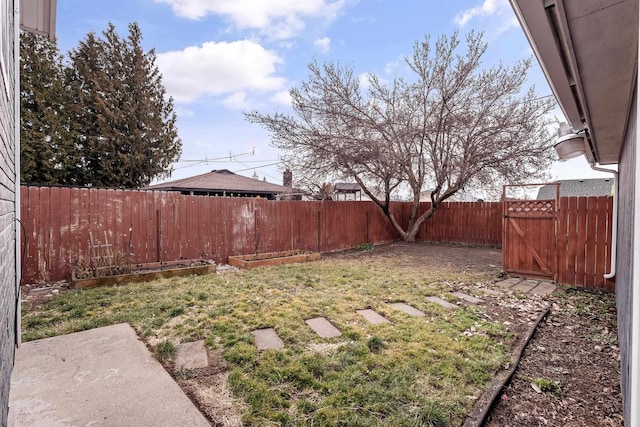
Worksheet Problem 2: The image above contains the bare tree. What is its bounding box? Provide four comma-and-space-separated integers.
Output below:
247, 32, 556, 241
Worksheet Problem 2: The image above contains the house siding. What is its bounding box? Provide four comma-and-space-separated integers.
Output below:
616, 88, 637, 425
0, 0, 17, 425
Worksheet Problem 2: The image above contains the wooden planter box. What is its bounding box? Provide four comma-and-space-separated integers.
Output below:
228, 250, 321, 269
72, 261, 217, 290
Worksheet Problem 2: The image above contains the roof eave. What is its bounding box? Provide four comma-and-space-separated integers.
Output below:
149, 187, 283, 195
20, 0, 57, 40
509, 0, 638, 165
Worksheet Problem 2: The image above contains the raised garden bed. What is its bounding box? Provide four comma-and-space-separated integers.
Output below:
227, 250, 320, 269
72, 260, 216, 290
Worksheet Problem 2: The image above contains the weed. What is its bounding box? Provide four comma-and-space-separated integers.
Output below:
155, 339, 177, 363
354, 242, 374, 251
367, 336, 386, 353
531, 377, 563, 397
168, 307, 185, 317
174, 367, 196, 380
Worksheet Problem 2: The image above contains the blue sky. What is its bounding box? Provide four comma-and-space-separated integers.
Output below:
54, 0, 612, 186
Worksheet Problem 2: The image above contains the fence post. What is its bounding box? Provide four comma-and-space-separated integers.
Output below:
254, 206, 258, 254
156, 209, 161, 262
366, 210, 370, 243
317, 210, 321, 252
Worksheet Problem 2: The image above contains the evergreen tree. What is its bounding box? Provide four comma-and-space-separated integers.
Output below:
67, 23, 181, 187
20, 32, 72, 184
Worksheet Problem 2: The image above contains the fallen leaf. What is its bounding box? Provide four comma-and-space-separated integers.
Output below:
531, 382, 542, 393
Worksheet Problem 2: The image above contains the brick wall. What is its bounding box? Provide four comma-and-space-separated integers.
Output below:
0, 0, 18, 424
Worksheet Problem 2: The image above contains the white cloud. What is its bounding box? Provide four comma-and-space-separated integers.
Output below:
454, 0, 519, 37
154, 0, 348, 39
270, 90, 292, 106
314, 37, 331, 53
157, 40, 287, 103
455, 0, 500, 26
455, 0, 518, 26
174, 106, 195, 118
222, 91, 251, 110
358, 73, 371, 91
279, 41, 295, 49
383, 60, 398, 75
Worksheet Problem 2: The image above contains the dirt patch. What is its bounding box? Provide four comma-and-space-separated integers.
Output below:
325, 241, 503, 274
486, 288, 622, 427
174, 347, 246, 427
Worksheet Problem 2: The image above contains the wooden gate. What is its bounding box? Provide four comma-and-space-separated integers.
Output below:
502, 184, 559, 281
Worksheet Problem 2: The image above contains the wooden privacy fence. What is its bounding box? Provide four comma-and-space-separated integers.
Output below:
19, 186, 614, 290
20, 186, 502, 284
503, 195, 615, 290
557, 196, 615, 290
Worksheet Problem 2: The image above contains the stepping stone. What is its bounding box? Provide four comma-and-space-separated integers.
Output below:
175, 340, 209, 370
512, 280, 538, 293
480, 288, 503, 296
390, 302, 425, 317
451, 292, 484, 304
499, 277, 523, 284
495, 279, 520, 289
305, 317, 342, 338
251, 328, 284, 350
530, 281, 557, 296
426, 296, 459, 310
356, 309, 391, 325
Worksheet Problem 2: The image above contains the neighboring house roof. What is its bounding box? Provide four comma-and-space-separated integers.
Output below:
334, 183, 361, 193
147, 169, 291, 197
537, 179, 614, 199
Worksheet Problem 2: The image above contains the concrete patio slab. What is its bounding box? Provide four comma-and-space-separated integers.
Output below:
356, 309, 391, 325
530, 281, 557, 296
426, 296, 459, 310
175, 340, 209, 370
305, 317, 342, 338
499, 277, 523, 284
512, 280, 538, 292
8, 323, 209, 427
451, 292, 485, 304
251, 328, 284, 350
390, 302, 426, 317
495, 278, 521, 288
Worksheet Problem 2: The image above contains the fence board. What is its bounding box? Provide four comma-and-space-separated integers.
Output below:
594, 197, 607, 288
605, 197, 615, 291
65, 187, 77, 277
25, 187, 38, 282
585, 197, 597, 286
557, 198, 568, 284
575, 197, 588, 286
49, 187, 62, 281
39, 187, 51, 283
566, 197, 579, 285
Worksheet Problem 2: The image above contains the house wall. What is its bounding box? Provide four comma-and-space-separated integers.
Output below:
616, 87, 637, 425
0, 0, 18, 425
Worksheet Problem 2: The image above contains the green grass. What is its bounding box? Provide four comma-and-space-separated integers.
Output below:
354, 243, 374, 251
22, 255, 512, 426
155, 339, 177, 363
